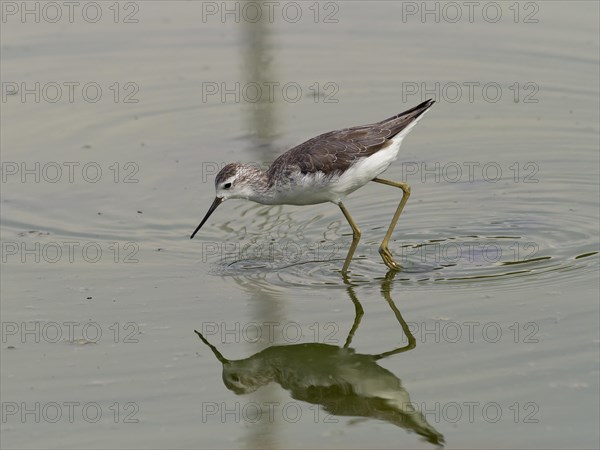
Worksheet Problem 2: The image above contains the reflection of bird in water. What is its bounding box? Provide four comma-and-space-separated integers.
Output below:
195, 275, 444, 446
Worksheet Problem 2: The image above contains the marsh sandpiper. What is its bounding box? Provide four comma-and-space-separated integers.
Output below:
191, 99, 435, 273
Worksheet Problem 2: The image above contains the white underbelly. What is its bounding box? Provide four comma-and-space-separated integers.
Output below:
331, 138, 403, 196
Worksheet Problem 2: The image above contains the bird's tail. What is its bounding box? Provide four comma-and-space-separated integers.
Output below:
379, 99, 435, 139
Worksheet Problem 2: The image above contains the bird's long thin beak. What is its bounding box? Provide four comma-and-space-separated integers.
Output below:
194, 329, 229, 364
190, 197, 223, 239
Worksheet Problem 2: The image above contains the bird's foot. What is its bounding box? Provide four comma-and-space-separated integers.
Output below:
379, 246, 401, 271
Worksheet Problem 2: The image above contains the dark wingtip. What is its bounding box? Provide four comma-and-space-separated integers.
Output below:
415, 98, 435, 110
410, 98, 435, 117
380, 99, 435, 125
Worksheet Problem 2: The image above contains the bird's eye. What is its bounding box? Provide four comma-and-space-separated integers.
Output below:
223, 182, 232, 189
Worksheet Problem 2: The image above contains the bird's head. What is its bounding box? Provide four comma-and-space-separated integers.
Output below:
190, 163, 264, 238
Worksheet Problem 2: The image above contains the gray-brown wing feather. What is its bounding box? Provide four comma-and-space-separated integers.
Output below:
267, 99, 434, 181
266, 126, 389, 178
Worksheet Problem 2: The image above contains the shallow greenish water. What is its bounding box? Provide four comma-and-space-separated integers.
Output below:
1, 1, 599, 449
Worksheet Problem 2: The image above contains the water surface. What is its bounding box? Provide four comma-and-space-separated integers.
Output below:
1, 1, 599, 449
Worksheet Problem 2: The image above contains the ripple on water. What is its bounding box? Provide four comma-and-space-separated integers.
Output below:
205, 207, 599, 291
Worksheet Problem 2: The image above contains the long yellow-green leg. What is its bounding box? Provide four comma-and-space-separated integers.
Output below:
373, 271, 416, 359
342, 282, 364, 348
372, 177, 411, 271
338, 201, 361, 274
